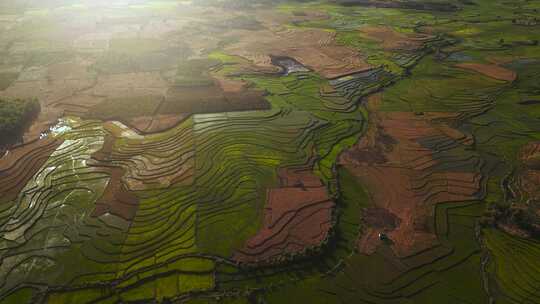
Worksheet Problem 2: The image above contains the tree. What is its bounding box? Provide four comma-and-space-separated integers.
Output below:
0, 98, 40, 146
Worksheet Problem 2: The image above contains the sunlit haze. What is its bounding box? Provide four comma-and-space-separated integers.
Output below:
0, 0, 539, 303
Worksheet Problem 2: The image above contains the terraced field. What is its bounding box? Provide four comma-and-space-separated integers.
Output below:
0, 0, 539, 303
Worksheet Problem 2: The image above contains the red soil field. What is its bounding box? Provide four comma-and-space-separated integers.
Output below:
517, 142, 540, 201
94, 121, 195, 191
127, 114, 189, 135
91, 166, 140, 221
520, 141, 540, 169
233, 168, 334, 265
225, 28, 372, 79
455, 63, 517, 82
277, 166, 324, 188
0, 138, 63, 202
90, 135, 140, 221
339, 95, 482, 257
360, 26, 434, 51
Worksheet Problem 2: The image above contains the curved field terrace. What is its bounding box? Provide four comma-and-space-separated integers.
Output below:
0, 0, 539, 303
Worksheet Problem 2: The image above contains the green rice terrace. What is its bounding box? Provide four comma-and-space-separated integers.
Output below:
0, 0, 539, 303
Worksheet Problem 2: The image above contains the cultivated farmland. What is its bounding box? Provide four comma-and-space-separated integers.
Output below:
0, 0, 539, 303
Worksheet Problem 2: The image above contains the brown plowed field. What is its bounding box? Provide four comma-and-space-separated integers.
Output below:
127, 114, 189, 135
233, 169, 333, 265
0, 6, 332, 149
455, 63, 517, 82
90, 135, 140, 220
360, 26, 434, 51
0, 138, 63, 202
91, 166, 140, 221
517, 142, 540, 201
92, 121, 195, 191
277, 166, 323, 188
340, 95, 482, 257
520, 141, 540, 169
225, 28, 372, 79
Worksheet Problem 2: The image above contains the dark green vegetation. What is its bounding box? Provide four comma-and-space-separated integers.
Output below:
0, 0, 539, 303
0, 98, 40, 147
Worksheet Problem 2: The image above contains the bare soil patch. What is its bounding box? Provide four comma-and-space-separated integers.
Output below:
519, 141, 540, 169
360, 26, 433, 51
225, 28, 371, 79
455, 63, 517, 82
363, 208, 401, 229
277, 166, 323, 188
91, 72, 170, 99
233, 168, 333, 265
127, 114, 189, 135
0, 137, 63, 202
255, 9, 329, 29
340, 104, 482, 257
91, 166, 140, 221
90, 134, 140, 220
516, 143, 540, 208
92, 121, 195, 191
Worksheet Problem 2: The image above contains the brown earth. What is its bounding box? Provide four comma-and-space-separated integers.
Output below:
0, 56, 99, 144
277, 166, 324, 188
214, 75, 249, 93
497, 222, 531, 239
233, 168, 333, 265
255, 9, 329, 30
225, 27, 372, 79
455, 63, 517, 82
91, 166, 140, 221
486, 55, 522, 65
360, 26, 434, 51
520, 142, 540, 169
0, 6, 328, 144
339, 94, 482, 257
127, 114, 189, 135
92, 121, 195, 191
89, 134, 140, 220
0, 138, 63, 203
363, 207, 401, 229
50, 95, 105, 117
90, 72, 169, 99
517, 142, 540, 202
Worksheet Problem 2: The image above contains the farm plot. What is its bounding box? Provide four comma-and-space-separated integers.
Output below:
224, 27, 372, 79
91, 118, 195, 191
264, 198, 488, 304
233, 166, 334, 265
339, 99, 483, 257
455, 63, 517, 82
32, 183, 216, 303
0, 0, 538, 303
192, 109, 328, 257
484, 229, 540, 304
0, 137, 63, 203
0, 118, 217, 303
0, 118, 114, 297
359, 26, 434, 52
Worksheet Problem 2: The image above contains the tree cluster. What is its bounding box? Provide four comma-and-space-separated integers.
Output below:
0, 98, 40, 146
